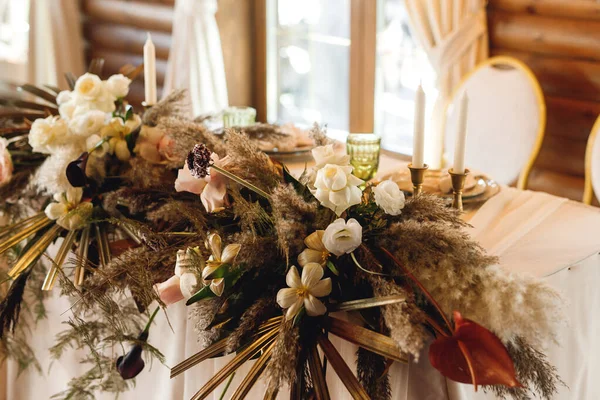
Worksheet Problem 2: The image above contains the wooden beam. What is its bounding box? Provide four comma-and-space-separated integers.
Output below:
546, 96, 600, 141
252, 0, 268, 122
491, 48, 600, 103
349, 0, 377, 133
84, 23, 172, 60
82, 0, 173, 33
488, 10, 600, 62
527, 168, 585, 201
489, 0, 600, 21
88, 48, 168, 84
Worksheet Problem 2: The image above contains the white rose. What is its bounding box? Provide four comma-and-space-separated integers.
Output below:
74, 73, 104, 100
29, 116, 68, 153
312, 164, 363, 216
312, 144, 350, 168
68, 110, 107, 137
59, 100, 76, 120
322, 218, 362, 256
56, 90, 72, 105
373, 180, 405, 216
105, 74, 131, 98
0, 138, 13, 186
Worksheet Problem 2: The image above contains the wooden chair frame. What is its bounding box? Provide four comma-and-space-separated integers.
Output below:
583, 115, 600, 205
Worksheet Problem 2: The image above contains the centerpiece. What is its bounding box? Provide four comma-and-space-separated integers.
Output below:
0, 62, 562, 400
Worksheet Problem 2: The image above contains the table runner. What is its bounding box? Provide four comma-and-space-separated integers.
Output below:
3, 187, 600, 399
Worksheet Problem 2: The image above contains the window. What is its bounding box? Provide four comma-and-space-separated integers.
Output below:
0, 0, 30, 63
264, 0, 437, 155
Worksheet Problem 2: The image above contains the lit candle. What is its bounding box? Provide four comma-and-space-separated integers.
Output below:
144, 33, 157, 105
453, 94, 469, 174
412, 83, 426, 168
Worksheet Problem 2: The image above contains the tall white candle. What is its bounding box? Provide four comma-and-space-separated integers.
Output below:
144, 33, 157, 105
412, 83, 426, 168
453, 94, 469, 174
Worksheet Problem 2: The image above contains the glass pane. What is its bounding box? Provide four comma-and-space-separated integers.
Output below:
267, 0, 350, 131
375, 0, 437, 155
0, 0, 30, 63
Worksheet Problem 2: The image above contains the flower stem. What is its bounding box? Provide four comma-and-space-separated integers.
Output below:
379, 246, 454, 334
211, 165, 271, 200
143, 307, 160, 334
87, 137, 109, 154
219, 372, 236, 400
350, 252, 390, 277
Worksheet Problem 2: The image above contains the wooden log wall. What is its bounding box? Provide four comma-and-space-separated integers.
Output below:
488, 0, 600, 200
81, 0, 255, 108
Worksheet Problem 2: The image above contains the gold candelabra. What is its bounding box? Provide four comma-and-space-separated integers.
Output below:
408, 164, 428, 196
448, 168, 470, 211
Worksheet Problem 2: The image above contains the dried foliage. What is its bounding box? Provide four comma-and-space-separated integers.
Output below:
265, 320, 301, 393
357, 347, 392, 400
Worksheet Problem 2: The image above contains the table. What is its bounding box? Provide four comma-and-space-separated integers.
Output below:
3, 157, 600, 400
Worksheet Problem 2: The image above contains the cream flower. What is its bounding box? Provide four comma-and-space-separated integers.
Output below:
373, 180, 405, 216
176, 248, 203, 299
312, 144, 350, 168
44, 187, 93, 230
56, 90, 72, 105
68, 110, 106, 137
0, 138, 13, 186
312, 164, 363, 216
59, 101, 76, 120
134, 125, 175, 164
106, 74, 131, 98
298, 230, 329, 267
202, 233, 241, 297
74, 73, 104, 100
322, 218, 362, 256
101, 115, 141, 161
29, 116, 69, 154
276, 263, 332, 320
86, 134, 109, 158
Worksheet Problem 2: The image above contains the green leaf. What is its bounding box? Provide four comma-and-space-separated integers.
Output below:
203, 263, 230, 280
327, 260, 340, 276
186, 267, 246, 306
125, 132, 136, 152
186, 285, 216, 305
293, 307, 306, 327
124, 104, 134, 121
282, 164, 312, 201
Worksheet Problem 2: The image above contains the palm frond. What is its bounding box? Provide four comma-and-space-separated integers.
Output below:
42, 229, 78, 291
230, 340, 275, 400
7, 224, 63, 279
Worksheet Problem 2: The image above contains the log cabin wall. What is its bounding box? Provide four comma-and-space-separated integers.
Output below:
487, 0, 600, 201
81, 0, 255, 108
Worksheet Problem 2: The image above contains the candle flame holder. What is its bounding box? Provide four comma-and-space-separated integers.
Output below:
408, 164, 428, 196
448, 168, 470, 212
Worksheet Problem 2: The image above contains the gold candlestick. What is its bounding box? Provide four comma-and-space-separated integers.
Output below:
449, 168, 470, 211
408, 164, 428, 196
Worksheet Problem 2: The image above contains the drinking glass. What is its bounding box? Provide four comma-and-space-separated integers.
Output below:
346, 133, 381, 181
222, 106, 257, 127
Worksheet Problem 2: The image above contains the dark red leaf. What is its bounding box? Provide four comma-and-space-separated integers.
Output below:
429, 311, 522, 390
109, 239, 139, 257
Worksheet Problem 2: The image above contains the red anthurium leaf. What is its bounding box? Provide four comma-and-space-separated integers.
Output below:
429, 311, 523, 391
109, 239, 140, 257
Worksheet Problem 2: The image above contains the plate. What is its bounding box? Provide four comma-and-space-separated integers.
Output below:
264, 145, 314, 156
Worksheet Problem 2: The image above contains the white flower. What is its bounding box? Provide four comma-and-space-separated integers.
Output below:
201, 233, 241, 297
59, 101, 76, 120
312, 164, 363, 216
101, 115, 141, 161
0, 138, 13, 186
175, 248, 203, 299
298, 230, 329, 267
276, 263, 332, 320
68, 110, 107, 137
56, 90, 72, 105
312, 144, 350, 168
29, 116, 69, 154
373, 180, 405, 216
44, 187, 93, 230
323, 218, 362, 256
106, 74, 131, 98
74, 73, 104, 100
86, 134, 109, 158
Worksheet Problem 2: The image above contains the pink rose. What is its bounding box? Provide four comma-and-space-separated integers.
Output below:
0, 139, 13, 186
135, 125, 176, 164
154, 275, 184, 305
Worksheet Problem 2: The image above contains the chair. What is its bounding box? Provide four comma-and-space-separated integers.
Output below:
583, 115, 600, 205
441, 56, 546, 188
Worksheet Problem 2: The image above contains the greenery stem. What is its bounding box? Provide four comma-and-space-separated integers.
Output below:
143, 307, 160, 334
219, 372, 236, 400
211, 165, 271, 200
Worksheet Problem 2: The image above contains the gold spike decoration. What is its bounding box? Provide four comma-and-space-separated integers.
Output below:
8, 225, 63, 279
95, 224, 111, 268
230, 340, 276, 400
170, 337, 229, 379
74, 226, 91, 287
325, 317, 408, 363
307, 342, 331, 400
0, 212, 47, 240
42, 229, 78, 291
317, 335, 370, 400
328, 294, 406, 312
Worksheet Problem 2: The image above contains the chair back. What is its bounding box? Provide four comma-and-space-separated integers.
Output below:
442, 56, 546, 187
583, 115, 600, 205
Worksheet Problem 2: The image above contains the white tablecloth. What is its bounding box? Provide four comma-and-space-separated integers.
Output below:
3, 186, 600, 400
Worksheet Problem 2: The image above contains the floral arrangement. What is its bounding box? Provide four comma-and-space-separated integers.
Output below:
0, 65, 563, 400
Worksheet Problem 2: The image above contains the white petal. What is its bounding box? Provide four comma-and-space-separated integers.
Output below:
310, 278, 332, 297
285, 299, 304, 321
221, 243, 240, 264
65, 187, 83, 204
328, 167, 348, 191
301, 263, 324, 288
45, 202, 68, 220
277, 288, 299, 308
210, 278, 225, 297
201, 265, 219, 281
285, 266, 302, 288
304, 295, 327, 317
298, 248, 324, 267
207, 233, 222, 261
179, 272, 199, 299
115, 140, 131, 161
304, 230, 326, 251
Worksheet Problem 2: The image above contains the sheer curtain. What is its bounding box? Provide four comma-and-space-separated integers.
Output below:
27, 0, 85, 88
162, 0, 229, 117
404, 0, 488, 167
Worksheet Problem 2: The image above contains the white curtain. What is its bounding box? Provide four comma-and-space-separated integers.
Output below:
163, 0, 229, 117
27, 0, 85, 89
404, 0, 489, 167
